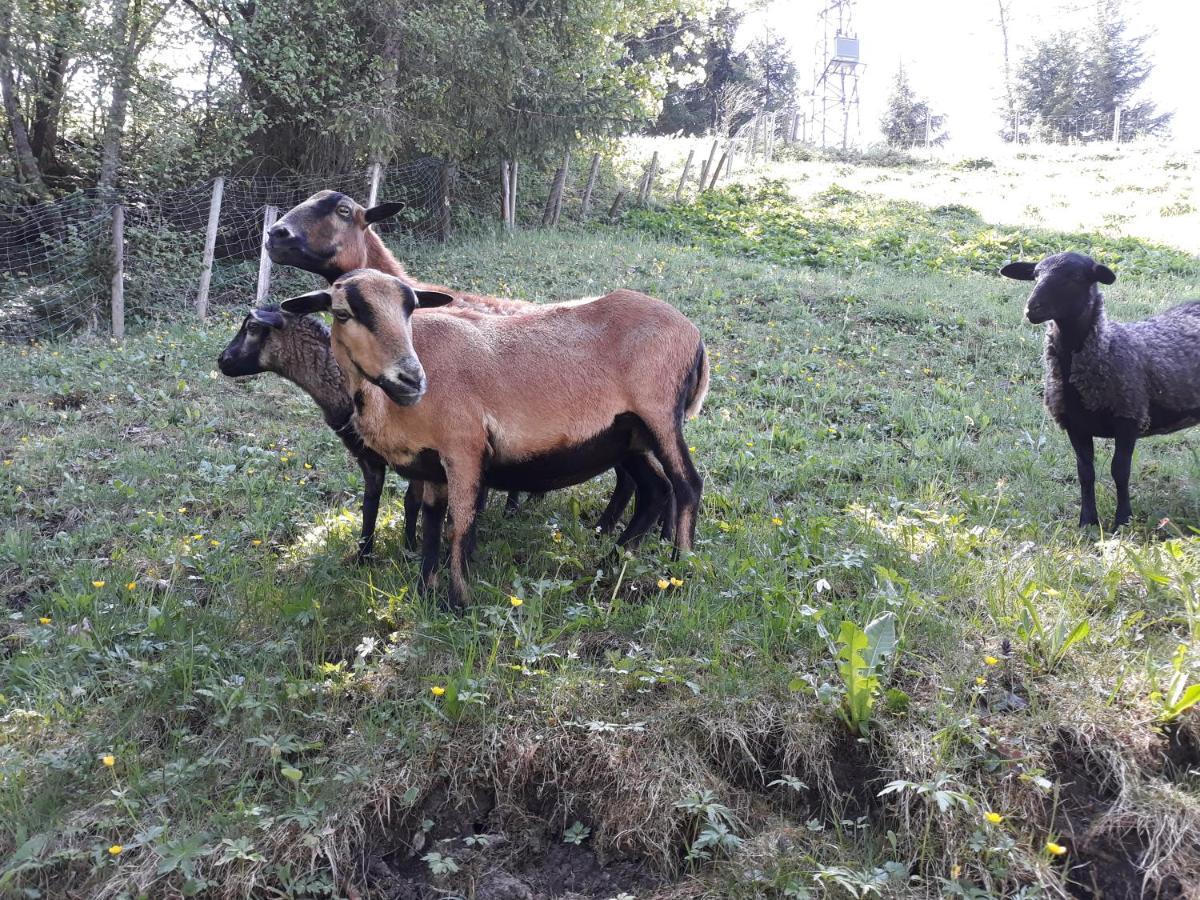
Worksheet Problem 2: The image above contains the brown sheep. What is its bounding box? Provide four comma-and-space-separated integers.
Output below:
281, 269, 708, 610
265, 188, 657, 529
266, 189, 534, 315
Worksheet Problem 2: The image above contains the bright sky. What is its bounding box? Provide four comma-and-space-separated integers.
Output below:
747, 0, 1200, 149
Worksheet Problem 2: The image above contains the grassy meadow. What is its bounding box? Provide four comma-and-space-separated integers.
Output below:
3, 146, 1200, 899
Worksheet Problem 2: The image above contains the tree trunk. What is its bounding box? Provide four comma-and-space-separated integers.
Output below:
99, 0, 140, 196
0, 12, 46, 192
996, 0, 1016, 138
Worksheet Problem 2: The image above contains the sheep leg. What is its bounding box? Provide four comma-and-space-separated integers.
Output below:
659, 488, 677, 542
443, 456, 486, 611
648, 427, 703, 554
419, 483, 447, 595
402, 479, 422, 551
355, 457, 386, 563
1067, 429, 1099, 527
1111, 422, 1138, 529
615, 454, 671, 546
503, 491, 521, 516
596, 465, 637, 534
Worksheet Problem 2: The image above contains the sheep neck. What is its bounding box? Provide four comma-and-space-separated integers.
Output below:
1051, 290, 1103, 355
362, 228, 411, 280
278, 317, 353, 427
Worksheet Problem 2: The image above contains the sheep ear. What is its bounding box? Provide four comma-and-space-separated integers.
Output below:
1093, 264, 1116, 285
250, 307, 284, 328
1000, 262, 1036, 281
280, 290, 332, 316
364, 202, 404, 224
416, 289, 455, 308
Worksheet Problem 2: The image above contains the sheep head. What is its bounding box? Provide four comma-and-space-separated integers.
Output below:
217, 306, 287, 377
281, 270, 453, 407
1000, 252, 1116, 324
267, 191, 405, 281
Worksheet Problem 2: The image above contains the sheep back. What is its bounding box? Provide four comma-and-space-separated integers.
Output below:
1044, 300, 1200, 434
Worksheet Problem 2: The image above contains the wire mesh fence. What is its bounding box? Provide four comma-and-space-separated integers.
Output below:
0, 109, 1160, 343
0, 163, 463, 342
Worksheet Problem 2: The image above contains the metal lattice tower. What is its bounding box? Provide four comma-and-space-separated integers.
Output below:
811, 0, 863, 150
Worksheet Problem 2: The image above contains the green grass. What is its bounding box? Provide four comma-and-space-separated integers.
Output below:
3, 181, 1200, 898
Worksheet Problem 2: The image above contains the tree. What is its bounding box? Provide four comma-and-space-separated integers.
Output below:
1011, 0, 1170, 142
1080, 0, 1170, 138
879, 65, 947, 147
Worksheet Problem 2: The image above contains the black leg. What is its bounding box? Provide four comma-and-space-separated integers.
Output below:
596, 465, 636, 534
503, 491, 520, 516
402, 478, 422, 551
1067, 429, 1098, 527
419, 484, 447, 593
356, 458, 386, 563
462, 482, 488, 564
1111, 420, 1138, 529
615, 454, 671, 547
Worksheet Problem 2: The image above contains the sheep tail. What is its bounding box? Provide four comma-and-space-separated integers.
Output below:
683, 341, 710, 421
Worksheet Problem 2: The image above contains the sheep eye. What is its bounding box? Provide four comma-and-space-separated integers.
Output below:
331, 310, 351, 323
246, 322, 262, 334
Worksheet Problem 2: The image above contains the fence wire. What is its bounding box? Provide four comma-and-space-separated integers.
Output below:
0, 114, 1162, 343
0, 164, 452, 342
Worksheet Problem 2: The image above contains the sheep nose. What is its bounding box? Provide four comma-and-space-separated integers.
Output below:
268, 223, 294, 245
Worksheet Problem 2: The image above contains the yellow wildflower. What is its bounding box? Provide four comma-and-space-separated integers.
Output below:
210, 539, 220, 547
771, 516, 783, 526
92, 580, 105, 589
177, 507, 187, 513
975, 676, 987, 686
108, 844, 123, 856
126, 581, 137, 591
670, 577, 684, 587
3, 459, 11, 466
657, 578, 670, 590
251, 539, 262, 546
983, 811, 1003, 825
431, 685, 446, 697
509, 595, 523, 608
1046, 840, 1067, 856
38, 616, 51, 625
551, 531, 562, 543
950, 864, 961, 879
984, 655, 999, 666
102, 755, 115, 767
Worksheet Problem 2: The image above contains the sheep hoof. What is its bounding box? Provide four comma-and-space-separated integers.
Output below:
351, 547, 376, 566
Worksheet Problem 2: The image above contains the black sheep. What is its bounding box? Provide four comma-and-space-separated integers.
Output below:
1002, 252, 1200, 529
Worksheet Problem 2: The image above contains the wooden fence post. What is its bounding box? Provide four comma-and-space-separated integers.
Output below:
110, 204, 124, 340
707, 146, 729, 190
194, 175, 224, 319
702, 139, 719, 185
1112, 105, 1123, 143
542, 151, 570, 227
366, 162, 383, 208
255, 205, 278, 306
434, 162, 453, 243
608, 189, 627, 222
675, 147, 695, 202
636, 151, 658, 206
509, 159, 519, 226
500, 160, 512, 230
553, 150, 570, 225
579, 152, 601, 219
